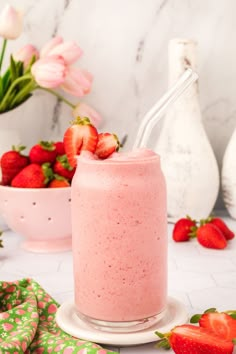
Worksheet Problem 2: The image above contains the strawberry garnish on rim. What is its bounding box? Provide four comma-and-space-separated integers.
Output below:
95, 132, 120, 159
63, 117, 98, 167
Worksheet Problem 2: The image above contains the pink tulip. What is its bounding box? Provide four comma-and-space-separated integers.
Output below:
31, 55, 66, 88
0, 4, 23, 39
14, 44, 39, 68
73, 102, 102, 127
61, 67, 93, 97
45, 41, 83, 65
41, 37, 82, 65
40, 36, 63, 58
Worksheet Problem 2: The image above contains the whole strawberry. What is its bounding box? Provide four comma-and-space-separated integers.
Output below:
29, 141, 57, 165
208, 217, 235, 240
11, 163, 53, 188
0, 145, 29, 185
49, 175, 70, 188
172, 216, 196, 242
53, 154, 76, 181
196, 223, 227, 249
54, 141, 65, 156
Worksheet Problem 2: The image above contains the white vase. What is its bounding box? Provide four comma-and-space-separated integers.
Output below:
222, 129, 236, 219
154, 38, 220, 221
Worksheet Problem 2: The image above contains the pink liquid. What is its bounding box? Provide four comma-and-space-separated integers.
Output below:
71, 148, 167, 325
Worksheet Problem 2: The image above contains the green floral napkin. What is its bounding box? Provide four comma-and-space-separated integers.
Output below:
0, 278, 117, 353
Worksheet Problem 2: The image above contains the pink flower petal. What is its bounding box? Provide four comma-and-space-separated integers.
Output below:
31, 55, 66, 88
40, 36, 63, 58
61, 67, 93, 97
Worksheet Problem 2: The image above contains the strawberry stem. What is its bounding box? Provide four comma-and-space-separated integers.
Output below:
12, 145, 26, 153
155, 331, 171, 350
71, 117, 91, 126
39, 141, 56, 151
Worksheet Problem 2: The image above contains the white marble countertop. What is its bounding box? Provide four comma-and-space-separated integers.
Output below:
0, 213, 236, 353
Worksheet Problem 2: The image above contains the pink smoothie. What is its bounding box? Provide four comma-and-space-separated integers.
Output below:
71, 148, 167, 323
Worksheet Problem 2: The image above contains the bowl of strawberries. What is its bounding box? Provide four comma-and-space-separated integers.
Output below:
0, 140, 75, 253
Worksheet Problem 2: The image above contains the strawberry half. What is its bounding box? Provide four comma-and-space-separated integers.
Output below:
196, 223, 227, 249
199, 312, 236, 342
63, 117, 98, 167
0, 145, 29, 185
95, 133, 120, 159
156, 324, 234, 354
172, 216, 196, 242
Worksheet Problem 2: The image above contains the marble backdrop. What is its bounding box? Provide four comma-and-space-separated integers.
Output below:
1, 0, 236, 207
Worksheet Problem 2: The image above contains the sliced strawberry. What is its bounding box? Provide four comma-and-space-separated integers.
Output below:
169, 325, 234, 354
172, 216, 196, 242
95, 133, 120, 159
199, 312, 236, 341
209, 217, 235, 240
196, 224, 227, 249
63, 117, 98, 167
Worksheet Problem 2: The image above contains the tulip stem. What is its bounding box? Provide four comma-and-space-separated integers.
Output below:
0, 74, 32, 111
36, 86, 76, 108
0, 39, 7, 74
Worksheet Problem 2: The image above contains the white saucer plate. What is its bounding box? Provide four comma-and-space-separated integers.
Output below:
56, 296, 189, 347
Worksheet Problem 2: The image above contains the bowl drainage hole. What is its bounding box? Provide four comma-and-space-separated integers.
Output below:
32, 202, 37, 206
48, 217, 52, 221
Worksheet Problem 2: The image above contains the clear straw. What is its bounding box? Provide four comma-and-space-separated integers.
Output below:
132, 68, 198, 149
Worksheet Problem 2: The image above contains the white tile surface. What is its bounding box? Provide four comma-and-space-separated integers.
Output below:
0, 216, 236, 354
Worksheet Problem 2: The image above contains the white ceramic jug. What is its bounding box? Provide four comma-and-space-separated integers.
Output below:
154, 38, 219, 221
222, 128, 236, 219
